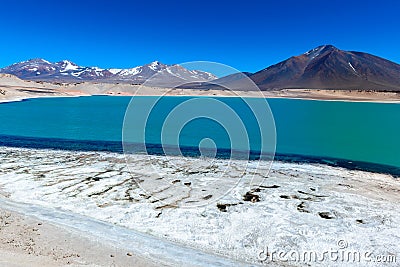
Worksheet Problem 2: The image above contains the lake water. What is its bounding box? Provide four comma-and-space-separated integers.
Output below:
0, 96, 399, 173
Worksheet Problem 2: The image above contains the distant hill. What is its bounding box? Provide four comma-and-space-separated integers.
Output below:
177, 72, 253, 90
0, 73, 54, 88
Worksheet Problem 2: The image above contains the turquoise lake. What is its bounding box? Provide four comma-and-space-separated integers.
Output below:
0, 96, 399, 170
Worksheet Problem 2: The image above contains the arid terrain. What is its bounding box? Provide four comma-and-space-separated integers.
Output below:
0, 208, 160, 267
1, 74, 400, 103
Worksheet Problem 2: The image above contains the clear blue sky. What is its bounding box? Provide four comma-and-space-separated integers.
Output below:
1, 0, 399, 73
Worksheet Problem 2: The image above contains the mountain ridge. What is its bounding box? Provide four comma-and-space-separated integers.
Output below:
0, 59, 217, 84
2, 45, 400, 91
249, 45, 400, 91
177, 45, 400, 91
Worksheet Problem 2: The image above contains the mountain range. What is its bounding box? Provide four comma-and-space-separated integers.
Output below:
0, 59, 217, 84
1, 45, 400, 91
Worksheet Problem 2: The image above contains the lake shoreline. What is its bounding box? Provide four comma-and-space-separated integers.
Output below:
1, 94, 399, 175
0, 146, 398, 266
0, 133, 399, 176
1, 82, 400, 104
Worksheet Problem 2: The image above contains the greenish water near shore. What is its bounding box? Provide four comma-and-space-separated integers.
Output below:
0, 96, 398, 168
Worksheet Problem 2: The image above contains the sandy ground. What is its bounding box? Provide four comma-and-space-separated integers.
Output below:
1, 74, 400, 103
0, 208, 161, 267
274, 89, 400, 102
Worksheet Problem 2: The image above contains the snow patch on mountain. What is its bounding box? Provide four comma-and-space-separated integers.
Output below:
108, 68, 122, 75
348, 62, 357, 74
118, 67, 142, 76
59, 60, 79, 72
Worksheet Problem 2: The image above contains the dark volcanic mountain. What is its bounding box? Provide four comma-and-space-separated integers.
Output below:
251, 45, 400, 91
0, 59, 216, 84
178, 45, 400, 91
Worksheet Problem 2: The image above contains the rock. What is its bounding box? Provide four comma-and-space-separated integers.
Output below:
260, 185, 280, 189
297, 202, 309, 213
318, 212, 334, 219
243, 191, 260, 202
217, 204, 227, 212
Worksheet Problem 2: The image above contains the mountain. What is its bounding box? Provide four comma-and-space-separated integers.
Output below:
0, 59, 217, 84
0, 59, 113, 82
250, 45, 400, 91
113, 61, 216, 86
178, 45, 400, 91
3, 46, 400, 91
177, 72, 253, 90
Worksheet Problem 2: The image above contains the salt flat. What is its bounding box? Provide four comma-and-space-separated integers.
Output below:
0, 146, 399, 266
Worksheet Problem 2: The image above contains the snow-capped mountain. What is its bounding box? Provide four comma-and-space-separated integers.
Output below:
114, 61, 173, 83
0, 59, 217, 84
0, 59, 114, 81
0, 59, 57, 78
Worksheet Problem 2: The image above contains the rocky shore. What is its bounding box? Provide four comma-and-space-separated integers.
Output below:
0, 146, 398, 266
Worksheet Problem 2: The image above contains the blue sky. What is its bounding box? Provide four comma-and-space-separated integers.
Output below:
0, 0, 399, 73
